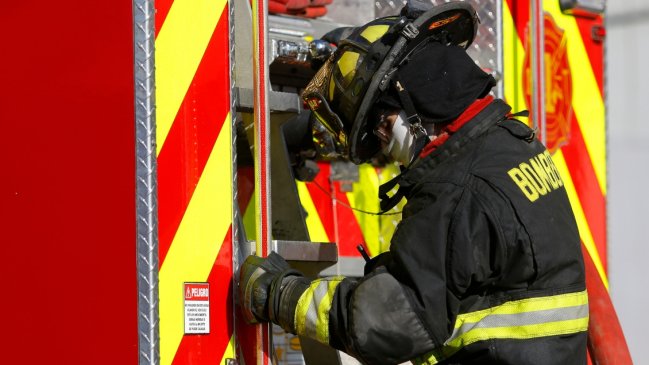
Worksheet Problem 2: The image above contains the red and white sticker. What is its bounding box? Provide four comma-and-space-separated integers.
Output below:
184, 282, 210, 334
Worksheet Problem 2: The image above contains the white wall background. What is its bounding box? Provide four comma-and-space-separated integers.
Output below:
607, 1, 649, 363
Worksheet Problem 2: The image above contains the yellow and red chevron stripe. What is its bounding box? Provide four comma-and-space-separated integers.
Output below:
302, 163, 365, 256
503, 1, 608, 287
155, 0, 235, 364
296, 162, 404, 258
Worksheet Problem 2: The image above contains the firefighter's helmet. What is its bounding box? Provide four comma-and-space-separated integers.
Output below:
303, 2, 478, 163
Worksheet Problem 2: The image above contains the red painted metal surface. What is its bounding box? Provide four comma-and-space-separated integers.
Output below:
582, 246, 633, 364
332, 183, 365, 257
561, 117, 608, 270
304, 162, 365, 258
0, 2, 137, 364
154, 1, 235, 363
574, 15, 604, 96
505, 2, 628, 362
252, 0, 272, 361
155, 0, 174, 38
511, 0, 608, 272
305, 163, 336, 241
157, 10, 231, 267
173, 228, 235, 364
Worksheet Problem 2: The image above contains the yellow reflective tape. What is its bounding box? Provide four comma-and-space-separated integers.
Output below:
503, 2, 606, 193
544, 3, 606, 195
347, 164, 380, 254
413, 350, 442, 365
218, 335, 235, 364
315, 277, 344, 343
454, 290, 588, 326
296, 181, 329, 242
415, 319, 589, 365
295, 278, 343, 342
360, 25, 389, 43
553, 151, 608, 288
415, 291, 588, 365
344, 164, 403, 256
502, 1, 527, 114
155, 0, 228, 155
446, 317, 588, 350
502, 3, 607, 285
242, 193, 256, 240
295, 280, 317, 336
159, 114, 232, 365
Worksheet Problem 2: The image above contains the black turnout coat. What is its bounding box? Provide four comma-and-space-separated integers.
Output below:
320, 99, 588, 365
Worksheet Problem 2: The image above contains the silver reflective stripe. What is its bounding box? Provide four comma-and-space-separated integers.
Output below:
295, 277, 344, 344
303, 281, 329, 339
412, 290, 589, 365
449, 303, 589, 341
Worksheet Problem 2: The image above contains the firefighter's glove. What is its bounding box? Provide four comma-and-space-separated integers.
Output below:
239, 252, 306, 331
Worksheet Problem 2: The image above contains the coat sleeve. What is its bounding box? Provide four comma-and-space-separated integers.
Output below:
287, 268, 435, 365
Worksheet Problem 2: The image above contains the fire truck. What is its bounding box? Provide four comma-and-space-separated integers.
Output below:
0, 0, 632, 364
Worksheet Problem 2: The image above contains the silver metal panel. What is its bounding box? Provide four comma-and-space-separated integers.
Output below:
374, 0, 504, 98
319, 257, 366, 277
270, 113, 313, 240
271, 240, 338, 262
133, 0, 159, 364
235, 87, 303, 113
234, 0, 254, 91
466, 0, 504, 98
266, 15, 343, 96
245, 240, 339, 276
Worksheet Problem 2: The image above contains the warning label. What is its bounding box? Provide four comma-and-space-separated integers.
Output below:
184, 282, 210, 335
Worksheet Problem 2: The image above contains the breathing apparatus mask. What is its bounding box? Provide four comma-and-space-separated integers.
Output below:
381, 111, 416, 165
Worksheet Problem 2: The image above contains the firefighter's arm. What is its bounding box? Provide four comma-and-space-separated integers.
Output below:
238, 182, 470, 364
238, 186, 462, 364
239, 253, 436, 365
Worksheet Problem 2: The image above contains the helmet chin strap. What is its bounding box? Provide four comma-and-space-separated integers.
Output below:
393, 79, 430, 167
376, 77, 432, 213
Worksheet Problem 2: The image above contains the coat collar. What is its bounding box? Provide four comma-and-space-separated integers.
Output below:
378, 98, 511, 213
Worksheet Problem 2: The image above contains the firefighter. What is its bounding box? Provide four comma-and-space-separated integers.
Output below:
239, 2, 588, 364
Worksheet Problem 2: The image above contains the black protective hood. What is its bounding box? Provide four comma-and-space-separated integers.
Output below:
376, 42, 496, 124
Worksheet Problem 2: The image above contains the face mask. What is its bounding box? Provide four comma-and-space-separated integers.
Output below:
383, 110, 416, 165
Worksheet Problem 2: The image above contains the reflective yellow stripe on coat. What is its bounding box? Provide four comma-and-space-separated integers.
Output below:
414, 290, 589, 364
294, 276, 345, 344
